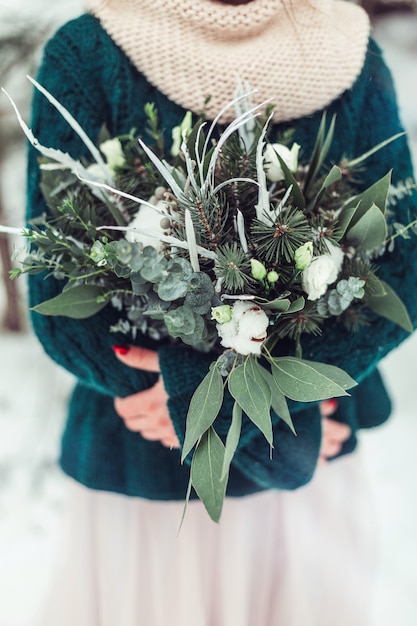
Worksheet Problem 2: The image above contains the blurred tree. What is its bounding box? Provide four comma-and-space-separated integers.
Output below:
0, 16, 49, 331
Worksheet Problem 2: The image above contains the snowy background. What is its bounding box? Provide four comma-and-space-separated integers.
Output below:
0, 2, 417, 625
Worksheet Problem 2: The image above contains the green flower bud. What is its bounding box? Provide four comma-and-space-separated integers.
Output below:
267, 270, 279, 284
211, 305, 232, 324
294, 241, 313, 271
90, 240, 107, 264
171, 111, 193, 157
250, 258, 267, 280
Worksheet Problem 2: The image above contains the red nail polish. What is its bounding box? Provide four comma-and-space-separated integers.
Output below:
326, 399, 338, 410
112, 345, 130, 355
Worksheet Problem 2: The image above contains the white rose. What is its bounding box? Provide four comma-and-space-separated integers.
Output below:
216, 300, 269, 355
126, 200, 170, 252
301, 243, 344, 301
325, 240, 345, 271
264, 142, 300, 182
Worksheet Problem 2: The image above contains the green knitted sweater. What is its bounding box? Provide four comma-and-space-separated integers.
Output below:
27, 14, 417, 499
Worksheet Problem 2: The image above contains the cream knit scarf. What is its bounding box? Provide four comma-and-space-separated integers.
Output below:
85, 0, 370, 122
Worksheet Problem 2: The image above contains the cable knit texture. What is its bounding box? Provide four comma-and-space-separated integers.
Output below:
85, 0, 370, 122
27, 13, 417, 500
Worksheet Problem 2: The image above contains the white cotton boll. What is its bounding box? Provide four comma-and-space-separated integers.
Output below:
216, 301, 269, 355
216, 317, 238, 346
125, 201, 168, 252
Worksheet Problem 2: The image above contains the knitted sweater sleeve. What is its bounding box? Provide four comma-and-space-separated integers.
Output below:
27, 19, 159, 398
299, 41, 417, 379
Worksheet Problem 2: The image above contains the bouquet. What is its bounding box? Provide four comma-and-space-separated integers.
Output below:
2, 78, 415, 521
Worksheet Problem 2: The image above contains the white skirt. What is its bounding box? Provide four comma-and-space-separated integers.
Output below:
34, 452, 376, 626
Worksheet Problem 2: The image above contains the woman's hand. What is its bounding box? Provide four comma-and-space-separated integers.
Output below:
112, 346, 180, 449
318, 399, 351, 465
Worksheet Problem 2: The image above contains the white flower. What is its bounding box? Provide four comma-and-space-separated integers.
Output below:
216, 301, 269, 355
301, 241, 344, 301
126, 200, 170, 252
264, 142, 300, 182
99, 138, 125, 170
85, 163, 111, 182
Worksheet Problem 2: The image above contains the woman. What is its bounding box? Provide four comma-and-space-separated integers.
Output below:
28, 1, 416, 624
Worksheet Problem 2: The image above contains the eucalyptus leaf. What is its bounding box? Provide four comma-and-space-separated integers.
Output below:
182, 363, 224, 461
184, 272, 215, 314
345, 203, 387, 251
271, 357, 355, 402
257, 365, 296, 434
191, 427, 227, 523
344, 171, 392, 227
335, 201, 359, 241
262, 298, 291, 312
364, 273, 387, 298
157, 258, 193, 301
228, 358, 273, 446
366, 280, 413, 332
284, 297, 305, 315
164, 305, 199, 338
310, 165, 343, 210
221, 402, 243, 480
293, 359, 357, 391
31, 284, 110, 318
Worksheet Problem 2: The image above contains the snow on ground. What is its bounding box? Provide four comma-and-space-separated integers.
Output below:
0, 6, 417, 626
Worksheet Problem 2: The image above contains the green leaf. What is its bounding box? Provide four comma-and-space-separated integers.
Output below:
262, 297, 291, 312
364, 273, 387, 298
31, 284, 110, 318
182, 363, 224, 461
228, 357, 273, 446
345, 171, 392, 227
221, 402, 243, 480
257, 365, 296, 434
345, 203, 387, 251
275, 152, 305, 211
284, 297, 305, 315
303, 113, 336, 199
294, 359, 357, 391
184, 272, 214, 314
271, 357, 355, 402
191, 427, 227, 523
335, 201, 360, 241
344, 133, 405, 169
311, 165, 343, 210
366, 280, 413, 332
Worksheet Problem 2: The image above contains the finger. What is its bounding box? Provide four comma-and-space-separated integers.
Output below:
322, 418, 351, 442
112, 345, 160, 372
123, 414, 172, 431
114, 379, 168, 420
160, 436, 181, 449
319, 399, 338, 417
320, 438, 344, 459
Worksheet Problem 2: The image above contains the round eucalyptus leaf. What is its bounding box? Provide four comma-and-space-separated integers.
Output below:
185, 272, 215, 314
